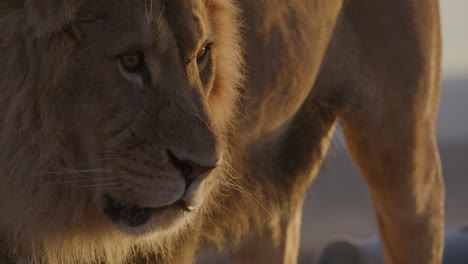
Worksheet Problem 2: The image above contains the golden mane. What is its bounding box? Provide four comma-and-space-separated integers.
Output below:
0, 0, 445, 263
0, 0, 244, 263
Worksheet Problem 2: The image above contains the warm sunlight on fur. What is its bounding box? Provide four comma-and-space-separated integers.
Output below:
0, 0, 242, 263
0, 0, 444, 264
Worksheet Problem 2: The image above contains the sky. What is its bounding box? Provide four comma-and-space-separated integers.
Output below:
440, 1, 468, 77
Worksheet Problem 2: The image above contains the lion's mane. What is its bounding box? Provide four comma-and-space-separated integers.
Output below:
0, 0, 243, 263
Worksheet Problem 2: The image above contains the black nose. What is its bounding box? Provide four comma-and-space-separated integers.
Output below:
167, 150, 216, 185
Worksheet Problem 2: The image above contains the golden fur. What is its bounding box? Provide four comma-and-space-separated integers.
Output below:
0, 0, 444, 264
0, 0, 242, 263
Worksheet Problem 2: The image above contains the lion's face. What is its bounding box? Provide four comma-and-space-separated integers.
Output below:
70, 1, 229, 234
8, 0, 241, 237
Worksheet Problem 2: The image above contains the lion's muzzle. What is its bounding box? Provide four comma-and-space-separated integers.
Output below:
100, 149, 217, 229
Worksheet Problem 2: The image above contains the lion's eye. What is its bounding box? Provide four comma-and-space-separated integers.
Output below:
196, 44, 211, 72
120, 52, 144, 72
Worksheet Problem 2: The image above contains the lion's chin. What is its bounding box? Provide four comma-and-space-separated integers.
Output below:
101, 195, 192, 236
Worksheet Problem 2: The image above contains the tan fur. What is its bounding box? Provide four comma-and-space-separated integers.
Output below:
0, 0, 443, 264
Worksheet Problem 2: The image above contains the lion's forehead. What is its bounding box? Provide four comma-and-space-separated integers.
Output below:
76, 0, 210, 56
163, 0, 211, 51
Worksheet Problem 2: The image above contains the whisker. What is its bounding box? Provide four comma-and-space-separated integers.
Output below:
99, 187, 128, 191
217, 179, 271, 217
145, 0, 150, 23
39, 177, 120, 186
36, 167, 116, 179
77, 182, 122, 188
217, 166, 272, 217
97, 146, 124, 153
122, 197, 137, 217
65, 168, 115, 174
64, 183, 123, 188
157, 5, 166, 26
72, 157, 124, 167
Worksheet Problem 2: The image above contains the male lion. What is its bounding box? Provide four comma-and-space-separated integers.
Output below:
0, 0, 443, 264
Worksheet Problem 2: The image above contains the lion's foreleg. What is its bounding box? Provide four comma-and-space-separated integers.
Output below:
231, 98, 339, 264
230, 203, 303, 264
340, 72, 444, 264
338, 1, 444, 262
342, 109, 444, 264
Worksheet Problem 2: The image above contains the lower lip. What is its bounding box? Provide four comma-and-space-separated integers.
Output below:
103, 196, 190, 230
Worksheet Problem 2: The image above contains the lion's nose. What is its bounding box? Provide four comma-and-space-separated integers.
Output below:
167, 150, 216, 185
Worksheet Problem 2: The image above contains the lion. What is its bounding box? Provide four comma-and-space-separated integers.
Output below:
0, 0, 444, 264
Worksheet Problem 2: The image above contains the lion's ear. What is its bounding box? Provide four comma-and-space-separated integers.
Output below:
23, 0, 87, 37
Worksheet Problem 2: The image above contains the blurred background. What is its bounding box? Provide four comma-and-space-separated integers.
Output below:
299, 0, 468, 262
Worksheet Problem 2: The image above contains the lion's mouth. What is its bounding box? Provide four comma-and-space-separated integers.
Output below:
103, 195, 188, 227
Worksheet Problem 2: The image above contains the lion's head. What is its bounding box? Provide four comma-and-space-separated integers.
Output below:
0, 0, 242, 262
